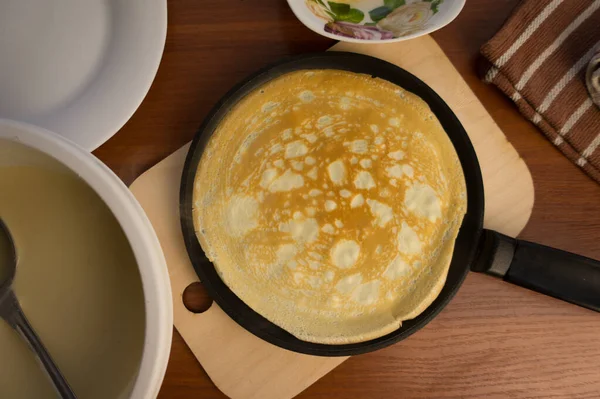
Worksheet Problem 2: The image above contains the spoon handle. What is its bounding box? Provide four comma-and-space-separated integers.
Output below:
1, 291, 77, 399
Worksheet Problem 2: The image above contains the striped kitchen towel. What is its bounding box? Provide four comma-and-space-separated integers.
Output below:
480, 0, 600, 183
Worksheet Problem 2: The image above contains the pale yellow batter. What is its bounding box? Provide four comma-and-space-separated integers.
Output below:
193, 70, 466, 344
0, 141, 145, 398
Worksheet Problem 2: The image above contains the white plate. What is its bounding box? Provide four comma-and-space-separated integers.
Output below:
0, 0, 167, 150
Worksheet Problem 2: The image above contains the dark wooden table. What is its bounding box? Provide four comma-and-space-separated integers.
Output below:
94, 1, 600, 397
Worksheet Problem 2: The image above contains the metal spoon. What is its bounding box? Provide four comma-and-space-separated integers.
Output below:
0, 219, 76, 398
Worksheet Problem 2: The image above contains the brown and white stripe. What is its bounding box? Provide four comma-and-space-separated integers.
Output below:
481, 0, 600, 183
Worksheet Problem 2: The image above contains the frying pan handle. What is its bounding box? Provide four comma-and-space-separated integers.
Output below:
471, 229, 600, 312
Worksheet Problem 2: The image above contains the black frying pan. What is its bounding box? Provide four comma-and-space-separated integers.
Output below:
180, 52, 600, 357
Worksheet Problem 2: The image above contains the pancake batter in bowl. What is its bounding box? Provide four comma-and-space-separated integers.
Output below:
0, 142, 146, 398
193, 70, 466, 344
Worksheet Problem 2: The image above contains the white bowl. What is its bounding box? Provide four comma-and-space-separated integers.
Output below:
287, 0, 465, 43
0, 119, 173, 398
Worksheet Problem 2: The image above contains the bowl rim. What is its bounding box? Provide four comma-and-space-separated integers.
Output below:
0, 118, 173, 399
286, 0, 466, 44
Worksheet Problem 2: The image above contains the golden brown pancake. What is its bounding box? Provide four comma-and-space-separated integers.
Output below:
193, 69, 466, 344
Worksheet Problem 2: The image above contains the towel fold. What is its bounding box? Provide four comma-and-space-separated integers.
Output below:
480, 0, 600, 183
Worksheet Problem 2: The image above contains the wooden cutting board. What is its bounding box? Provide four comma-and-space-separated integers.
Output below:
129, 35, 535, 399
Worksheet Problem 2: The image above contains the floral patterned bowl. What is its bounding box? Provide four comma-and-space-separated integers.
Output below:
288, 0, 465, 43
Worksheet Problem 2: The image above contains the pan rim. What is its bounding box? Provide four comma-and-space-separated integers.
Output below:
180, 52, 485, 356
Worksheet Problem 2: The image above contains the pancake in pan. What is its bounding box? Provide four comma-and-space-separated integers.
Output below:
192, 69, 466, 344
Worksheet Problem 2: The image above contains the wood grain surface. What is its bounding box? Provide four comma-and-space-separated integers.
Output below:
93, 1, 600, 397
